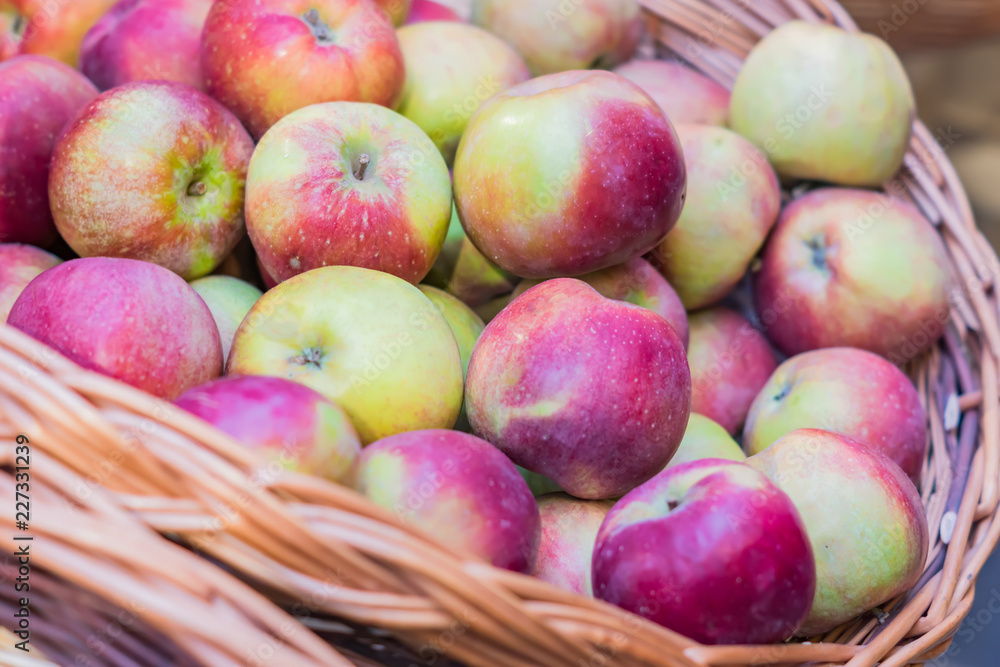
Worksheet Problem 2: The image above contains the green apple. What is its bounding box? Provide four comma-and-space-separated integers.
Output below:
664, 413, 745, 471
190, 275, 263, 363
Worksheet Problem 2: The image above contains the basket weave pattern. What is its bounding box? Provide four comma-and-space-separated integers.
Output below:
2, 1, 1000, 666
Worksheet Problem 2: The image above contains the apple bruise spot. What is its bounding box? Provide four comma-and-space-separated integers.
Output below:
301, 9, 335, 45
290, 346, 324, 370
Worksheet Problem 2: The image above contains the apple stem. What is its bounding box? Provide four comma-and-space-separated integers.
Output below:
302, 8, 334, 43
187, 181, 208, 197
354, 154, 371, 181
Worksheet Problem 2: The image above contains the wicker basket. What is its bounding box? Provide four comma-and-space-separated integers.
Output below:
3, 1, 999, 665
840, 0, 1000, 50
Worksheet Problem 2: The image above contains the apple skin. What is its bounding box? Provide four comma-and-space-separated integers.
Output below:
746, 429, 928, 636
356, 429, 540, 573
247, 102, 452, 286
649, 124, 781, 310
48, 81, 254, 281
687, 307, 777, 435
201, 0, 405, 140
417, 285, 484, 377
730, 21, 914, 187
372, 0, 411, 25
396, 21, 530, 166
189, 276, 263, 364
0, 244, 62, 322
593, 459, 816, 644
664, 413, 745, 471
0, 55, 98, 246
175, 375, 361, 485
1, 0, 118, 66
465, 279, 691, 499
614, 60, 730, 126
754, 188, 953, 361
471, 0, 642, 76
744, 347, 927, 482
228, 266, 463, 445
80, 0, 213, 92
405, 0, 462, 23
454, 70, 687, 279
7, 257, 223, 399
512, 257, 689, 349
531, 493, 613, 596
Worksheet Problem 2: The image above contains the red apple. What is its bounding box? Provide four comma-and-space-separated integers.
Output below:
531, 493, 613, 596
465, 279, 691, 499
614, 60, 730, 126
0, 0, 118, 66
80, 0, 213, 92
201, 0, 405, 140
0, 244, 61, 322
7, 257, 222, 399
48, 81, 254, 281
593, 459, 816, 644
405, 0, 462, 23
454, 70, 686, 279
0, 55, 97, 246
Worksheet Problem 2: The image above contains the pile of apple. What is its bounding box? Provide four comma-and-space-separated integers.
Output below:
1, 0, 954, 647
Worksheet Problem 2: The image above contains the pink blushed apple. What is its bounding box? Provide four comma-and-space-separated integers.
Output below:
0, 55, 97, 246
356, 429, 540, 572
7, 257, 223, 399
405, 0, 462, 23
0, 244, 61, 322
614, 60, 730, 126
465, 279, 691, 499
48, 81, 255, 281
1, 0, 118, 66
454, 70, 686, 279
593, 459, 816, 644
531, 493, 613, 596
176, 375, 361, 484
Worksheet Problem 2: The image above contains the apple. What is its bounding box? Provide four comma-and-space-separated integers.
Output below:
648, 124, 781, 310
465, 279, 690, 499
175, 375, 361, 485
247, 102, 452, 286
614, 60, 730, 126
0, 55, 97, 246
201, 0, 405, 140
405, 0, 462, 23
356, 429, 540, 572
0, 244, 62, 322
744, 347, 927, 482
417, 285, 484, 377
0, 0, 118, 66
228, 266, 463, 444
48, 81, 254, 281
454, 70, 687, 279
80, 0, 213, 92
470, 0, 642, 76
7, 257, 222, 399
593, 459, 815, 644
531, 493, 613, 596
664, 413, 745, 471
511, 257, 689, 349
396, 21, 530, 165
189, 276, 264, 364
687, 307, 777, 435
518, 466, 562, 497
730, 21, 914, 187
754, 188, 953, 360
746, 429, 928, 636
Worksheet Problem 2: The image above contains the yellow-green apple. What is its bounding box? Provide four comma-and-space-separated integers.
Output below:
471, 0, 642, 76
356, 429, 540, 572
7, 257, 222, 399
614, 60, 730, 126
593, 459, 815, 644
530, 493, 613, 596
747, 429, 928, 635
511, 257, 689, 348
176, 375, 361, 485
687, 307, 777, 435
201, 0, 405, 140
744, 347, 927, 482
405, 0, 462, 23
190, 276, 263, 364
80, 0, 213, 91
49, 81, 254, 281
0, 55, 97, 246
454, 70, 687, 279
0, 244, 61, 321
730, 21, 914, 187
754, 188, 953, 360
649, 124, 781, 309
372, 0, 410, 25
0, 0, 118, 65
246, 102, 452, 285
396, 21, 530, 165
228, 266, 463, 444
465, 279, 690, 499
664, 414, 745, 471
